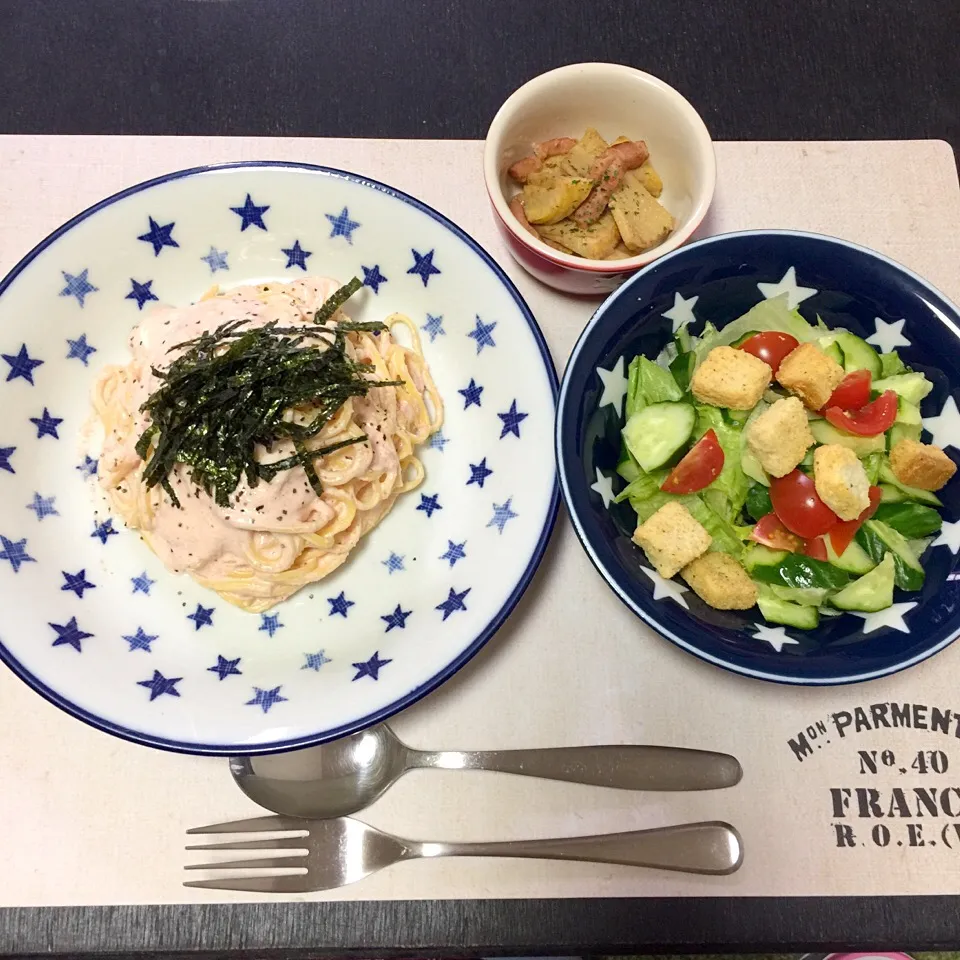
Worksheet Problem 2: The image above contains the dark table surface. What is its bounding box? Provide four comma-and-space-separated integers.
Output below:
2, 1, 960, 957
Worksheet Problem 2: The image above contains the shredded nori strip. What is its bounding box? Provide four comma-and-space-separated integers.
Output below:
135, 278, 401, 507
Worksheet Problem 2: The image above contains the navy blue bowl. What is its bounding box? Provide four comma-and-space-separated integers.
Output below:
556, 230, 960, 685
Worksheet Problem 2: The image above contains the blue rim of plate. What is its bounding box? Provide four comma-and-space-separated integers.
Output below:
0, 161, 560, 753
557, 228, 960, 686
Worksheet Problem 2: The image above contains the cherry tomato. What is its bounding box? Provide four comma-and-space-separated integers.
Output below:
750, 513, 804, 552
769, 469, 840, 538
828, 485, 883, 555
802, 536, 829, 561
824, 390, 898, 437
738, 331, 800, 373
660, 429, 725, 494
825, 369, 872, 411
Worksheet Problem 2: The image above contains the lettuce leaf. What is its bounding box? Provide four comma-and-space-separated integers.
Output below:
693, 405, 749, 520
692, 294, 829, 367
625, 355, 682, 417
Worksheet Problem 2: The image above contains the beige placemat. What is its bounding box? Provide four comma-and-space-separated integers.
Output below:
0, 136, 958, 906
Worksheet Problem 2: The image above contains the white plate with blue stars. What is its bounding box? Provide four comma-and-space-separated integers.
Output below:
0, 162, 558, 754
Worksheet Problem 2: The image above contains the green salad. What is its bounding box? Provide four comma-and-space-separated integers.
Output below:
617, 294, 956, 630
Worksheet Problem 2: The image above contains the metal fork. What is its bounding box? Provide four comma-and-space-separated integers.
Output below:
185, 815, 743, 892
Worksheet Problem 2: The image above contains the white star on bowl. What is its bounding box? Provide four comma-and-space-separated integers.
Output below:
933, 519, 960, 554
866, 316, 911, 352
752, 622, 799, 652
756, 267, 817, 310
662, 292, 699, 333
590, 468, 616, 509
638, 566, 689, 609
596, 356, 628, 414
923, 396, 960, 450
852, 601, 917, 635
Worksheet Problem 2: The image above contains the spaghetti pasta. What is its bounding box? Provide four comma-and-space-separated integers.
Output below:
91, 276, 443, 613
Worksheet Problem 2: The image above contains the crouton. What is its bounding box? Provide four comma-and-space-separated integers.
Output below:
775, 342, 845, 410
813, 444, 871, 519
681, 552, 758, 611
890, 438, 957, 491
690, 346, 772, 411
633, 501, 712, 579
746, 397, 814, 477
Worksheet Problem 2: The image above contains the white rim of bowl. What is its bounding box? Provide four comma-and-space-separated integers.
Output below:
483, 62, 717, 273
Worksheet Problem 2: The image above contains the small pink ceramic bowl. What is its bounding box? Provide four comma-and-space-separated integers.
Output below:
483, 62, 716, 296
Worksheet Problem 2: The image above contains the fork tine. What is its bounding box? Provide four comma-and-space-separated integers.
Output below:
184, 875, 311, 893
185, 855, 307, 871
186, 836, 308, 852
186, 815, 308, 835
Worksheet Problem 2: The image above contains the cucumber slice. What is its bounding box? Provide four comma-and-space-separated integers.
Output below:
743, 542, 788, 573
873, 502, 942, 538
889, 422, 922, 449
757, 588, 820, 629
835, 332, 882, 377
859, 519, 925, 591
879, 460, 943, 506
768, 584, 831, 607
818, 339, 844, 366
830, 553, 895, 612
752, 554, 851, 590
621, 402, 695, 472
810, 419, 886, 456
825, 536, 876, 575
730, 330, 760, 347
879, 483, 907, 503
896, 398, 922, 425
872, 372, 933, 406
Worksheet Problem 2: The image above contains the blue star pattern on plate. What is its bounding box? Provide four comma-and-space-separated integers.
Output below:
458, 378, 483, 409
123, 626, 157, 652
131, 571, 156, 595
0, 447, 14, 474
91, 518, 117, 544
281, 239, 312, 270
200, 246, 229, 273
30, 408, 63, 440
76, 455, 97, 478
187, 604, 214, 630
50, 616, 93, 652
26, 492, 58, 520
421, 314, 445, 342
498, 400, 528, 439
407, 248, 440, 287
439, 540, 467, 567
327, 591, 354, 617
352, 651, 391, 681
302, 650, 331, 672
428, 428, 449, 451
231, 194, 270, 231
362, 264, 387, 293
0, 535, 34, 572
417, 493, 442, 518
325, 207, 360, 243
382, 552, 405, 574
436, 586, 471, 621
137, 217, 179, 256
381, 604, 412, 632
3, 345, 43, 384
126, 278, 159, 310
246, 685, 287, 713
208, 655, 242, 680
467, 316, 497, 353
259, 613, 284, 638
61, 569, 95, 598
59, 269, 98, 307
467, 458, 493, 489
138, 670, 181, 701
487, 498, 518, 534
66, 334, 96, 365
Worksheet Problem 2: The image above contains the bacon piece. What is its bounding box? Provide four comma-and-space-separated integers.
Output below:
508, 195, 539, 238
507, 155, 543, 183
534, 136, 577, 160
571, 140, 649, 226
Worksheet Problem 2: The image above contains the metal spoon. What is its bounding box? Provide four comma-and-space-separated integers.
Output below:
230, 723, 742, 818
